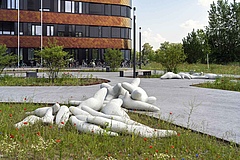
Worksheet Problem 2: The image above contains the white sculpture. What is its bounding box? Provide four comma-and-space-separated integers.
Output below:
15, 78, 178, 138
161, 72, 222, 80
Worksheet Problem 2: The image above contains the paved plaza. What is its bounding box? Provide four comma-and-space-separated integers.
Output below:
0, 70, 239, 144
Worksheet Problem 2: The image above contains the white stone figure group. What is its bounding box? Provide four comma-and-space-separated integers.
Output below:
15, 78, 177, 138
160, 72, 222, 79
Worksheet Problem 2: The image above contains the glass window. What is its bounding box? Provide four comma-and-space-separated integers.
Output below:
47, 25, 54, 36
104, 4, 111, 15
42, 0, 50, 11
112, 5, 120, 16
75, 2, 82, 13
126, 7, 131, 18
102, 27, 110, 38
58, 0, 60, 12
1, 21, 14, 35
89, 26, 99, 37
7, 0, 16, 9
57, 24, 65, 36
89, 3, 104, 15
65, 0, 74, 13
65, 1, 71, 12
121, 6, 126, 17
32, 24, 41, 36
28, 48, 34, 60
76, 25, 84, 37
112, 27, 120, 38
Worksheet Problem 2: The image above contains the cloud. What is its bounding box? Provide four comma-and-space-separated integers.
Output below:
180, 19, 205, 30
141, 28, 167, 50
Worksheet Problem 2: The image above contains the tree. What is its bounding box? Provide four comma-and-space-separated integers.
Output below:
104, 49, 123, 71
142, 43, 155, 62
206, 0, 240, 63
35, 40, 69, 83
155, 42, 186, 73
182, 29, 211, 63
0, 44, 16, 75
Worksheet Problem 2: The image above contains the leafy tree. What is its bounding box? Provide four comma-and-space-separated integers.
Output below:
206, 0, 240, 63
182, 29, 211, 63
155, 42, 186, 73
35, 40, 69, 83
104, 49, 123, 71
0, 44, 16, 75
142, 43, 155, 62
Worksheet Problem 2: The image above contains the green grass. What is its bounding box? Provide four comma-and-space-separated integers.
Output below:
193, 77, 240, 92
0, 75, 108, 86
142, 62, 240, 75
0, 103, 239, 159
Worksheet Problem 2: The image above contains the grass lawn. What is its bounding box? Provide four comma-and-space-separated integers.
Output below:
0, 103, 239, 159
142, 62, 240, 75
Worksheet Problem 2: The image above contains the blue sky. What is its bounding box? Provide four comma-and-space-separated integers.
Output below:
132, 0, 240, 50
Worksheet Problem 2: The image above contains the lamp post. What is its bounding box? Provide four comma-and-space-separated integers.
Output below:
40, 0, 43, 66
17, 0, 20, 68
139, 27, 142, 69
133, 7, 136, 78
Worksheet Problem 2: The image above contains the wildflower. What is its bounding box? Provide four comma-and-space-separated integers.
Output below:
170, 112, 172, 115
177, 133, 181, 136
171, 145, 174, 149
16, 128, 19, 131
61, 121, 64, 125
165, 150, 168, 153
144, 137, 147, 141
22, 134, 24, 137
155, 149, 159, 153
10, 134, 14, 138
24, 97, 27, 101
9, 114, 12, 117
196, 154, 199, 158
49, 125, 53, 129
91, 130, 94, 133
23, 122, 28, 125
24, 108, 27, 111
74, 123, 76, 126
55, 139, 61, 143
10, 105, 12, 108
0, 110, 2, 112
36, 132, 41, 136
149, 145, 153, 149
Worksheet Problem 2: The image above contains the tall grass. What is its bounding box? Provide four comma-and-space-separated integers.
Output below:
0, 103, 239, 159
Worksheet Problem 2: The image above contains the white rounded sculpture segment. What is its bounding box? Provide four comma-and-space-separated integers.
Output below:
55, 105, 70, 128
41, 107, 54, 124
69, 106, 90, 116
122, 92, 160, 112
160, 72, 181, 79
78, 88, 107, 111
69, 116, 118, 136
101, 99, 130, 119
15, 115, 41, 129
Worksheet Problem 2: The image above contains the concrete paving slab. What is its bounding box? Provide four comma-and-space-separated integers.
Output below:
0, 71, 239, 144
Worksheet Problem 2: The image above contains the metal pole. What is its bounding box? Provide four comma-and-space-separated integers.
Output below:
40, 0, 43, 66
207, 54, 209, 69
133, 7, 136, 78
139, 27, 141, 69
17, 0, 20, 68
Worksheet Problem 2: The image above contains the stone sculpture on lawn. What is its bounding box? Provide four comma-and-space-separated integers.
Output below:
15, 78, 177, 138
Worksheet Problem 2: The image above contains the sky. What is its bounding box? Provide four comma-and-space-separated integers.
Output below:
132, 0, 240, 50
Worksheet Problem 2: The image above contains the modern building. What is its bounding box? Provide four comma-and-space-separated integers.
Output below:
0, 0, 132, 67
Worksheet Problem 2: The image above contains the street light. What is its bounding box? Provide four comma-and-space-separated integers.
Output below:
139, 27, 142, 69
133, 7, 136, 78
